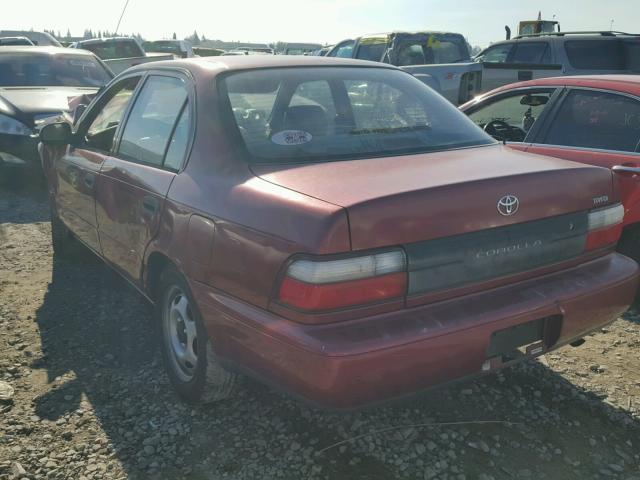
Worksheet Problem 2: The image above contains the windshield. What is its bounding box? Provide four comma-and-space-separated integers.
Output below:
0, 53, 112, 87
221, 67, 493, 164
79, 40, 143, 60
143, 41, 182, 55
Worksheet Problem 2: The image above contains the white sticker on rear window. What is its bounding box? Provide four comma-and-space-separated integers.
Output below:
271, 130, 312, 146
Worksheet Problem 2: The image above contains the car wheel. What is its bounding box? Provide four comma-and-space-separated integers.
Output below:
50, 205, 75, 257
617, 225, 640, 264
158, 266, 238, 403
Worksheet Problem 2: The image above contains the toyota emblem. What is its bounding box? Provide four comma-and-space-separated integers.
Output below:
497, 195, 519, 216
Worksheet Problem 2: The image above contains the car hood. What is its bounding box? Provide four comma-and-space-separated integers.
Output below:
251, 144, 616, 250
0, 86, 100, 126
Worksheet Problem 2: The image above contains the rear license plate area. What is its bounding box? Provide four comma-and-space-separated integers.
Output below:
484, 316, 562, 369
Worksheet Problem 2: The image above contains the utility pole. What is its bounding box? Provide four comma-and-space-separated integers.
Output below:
610, 19, 614, 31
115, 0, 131, 35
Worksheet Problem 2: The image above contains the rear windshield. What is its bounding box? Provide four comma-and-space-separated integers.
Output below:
221, 67, 494, 164
0, 53, 112, 87
143, 41, 182, 55
564, 40, 628, 70
80, 40, 143, 60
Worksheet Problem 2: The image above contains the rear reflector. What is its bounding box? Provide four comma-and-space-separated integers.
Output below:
585, 203, 624, 251
279, 249, 407, 311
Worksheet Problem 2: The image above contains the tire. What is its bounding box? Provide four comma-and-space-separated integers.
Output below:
617, 225, 640, 264
50, 205, 75, 258
157, 266, 238, 403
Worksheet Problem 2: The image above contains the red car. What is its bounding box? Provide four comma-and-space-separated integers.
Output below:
461, 75, 640, 261
39, 57, 638, 409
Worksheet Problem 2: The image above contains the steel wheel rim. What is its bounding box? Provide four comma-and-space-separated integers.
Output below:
163, 285, 198, 382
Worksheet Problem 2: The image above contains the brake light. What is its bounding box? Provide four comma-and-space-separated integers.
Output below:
278, 250, 407, 311
585, 203, 624, 251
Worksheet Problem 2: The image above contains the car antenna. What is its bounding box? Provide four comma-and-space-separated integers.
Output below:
114, 0, 132, 35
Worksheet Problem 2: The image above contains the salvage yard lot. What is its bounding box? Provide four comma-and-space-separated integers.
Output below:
1, 187, 640, 480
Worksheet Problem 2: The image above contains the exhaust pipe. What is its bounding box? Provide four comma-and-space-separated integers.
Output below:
505, 26, 511, 40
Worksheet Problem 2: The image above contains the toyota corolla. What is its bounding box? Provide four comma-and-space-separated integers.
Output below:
39, 56, 639, 408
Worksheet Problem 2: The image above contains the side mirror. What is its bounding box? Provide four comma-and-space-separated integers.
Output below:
72, 104, 88, 125
40, 122, 73, 145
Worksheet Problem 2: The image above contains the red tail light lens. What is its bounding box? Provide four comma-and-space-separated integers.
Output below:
278, 250, 407, 311
585, 203, 624, 251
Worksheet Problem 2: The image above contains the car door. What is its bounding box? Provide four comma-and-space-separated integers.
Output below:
464, 87, 560, 149
525, 88, 640, 223
94, 72, 193, 283
54, 75, 142, 252
478, 41, 562, 92
476, 43, 515, 92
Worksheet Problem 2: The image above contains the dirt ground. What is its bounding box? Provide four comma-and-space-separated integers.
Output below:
1, 186, 640, 480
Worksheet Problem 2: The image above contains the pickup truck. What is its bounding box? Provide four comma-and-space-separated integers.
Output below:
326, 31, 482, 104
69, 37, 174, 75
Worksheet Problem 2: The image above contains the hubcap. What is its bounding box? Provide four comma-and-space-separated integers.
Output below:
163, 286, 198, 382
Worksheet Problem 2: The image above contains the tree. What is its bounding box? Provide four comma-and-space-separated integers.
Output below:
66, 29, 71, 39
172, 32, 177, 40
189, 30, 201, 45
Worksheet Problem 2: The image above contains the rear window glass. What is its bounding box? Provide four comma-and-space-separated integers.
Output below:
394, 35, 469, 65
80, 40, 143, 60
221, 67, 494, 164
564, 40, 626, 70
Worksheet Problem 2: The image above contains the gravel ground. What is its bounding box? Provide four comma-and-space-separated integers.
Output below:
1, 186, 640, 480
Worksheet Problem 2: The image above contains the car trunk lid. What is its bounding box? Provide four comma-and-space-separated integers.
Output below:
252, 145, 615, 249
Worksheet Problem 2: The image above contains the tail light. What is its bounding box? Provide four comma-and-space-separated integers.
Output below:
585, 203, 624, 251
278, 249, 407, 311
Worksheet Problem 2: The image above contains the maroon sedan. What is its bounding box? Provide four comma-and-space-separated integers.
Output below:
39, 56, 638, 409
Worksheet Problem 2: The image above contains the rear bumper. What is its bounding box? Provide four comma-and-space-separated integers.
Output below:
193, 253, 639, 409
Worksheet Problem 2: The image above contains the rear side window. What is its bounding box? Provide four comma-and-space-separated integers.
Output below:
511, 42, 551, 64
564, 40, 625, 70
118, 75, 189, 167
544, 90, 640, 152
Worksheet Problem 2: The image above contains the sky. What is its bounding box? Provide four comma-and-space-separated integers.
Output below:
4, 0, 639, 48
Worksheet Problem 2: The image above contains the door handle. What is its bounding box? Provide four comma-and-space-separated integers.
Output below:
142, 197, 159, 213
518, 70, 533, 81
612, 165, 640, 175
83, 174, 95, 189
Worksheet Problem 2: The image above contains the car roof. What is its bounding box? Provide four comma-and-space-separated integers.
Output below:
0, 45, 98, 56
125, 55, 398, 76
76, 37, 137, 45
483, 74, 640, 97
488, 32, 638, 47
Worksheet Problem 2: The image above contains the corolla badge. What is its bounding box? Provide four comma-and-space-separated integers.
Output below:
497, 195, 519, 216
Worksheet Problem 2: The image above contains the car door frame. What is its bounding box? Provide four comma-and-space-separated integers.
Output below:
94, 67, 196, 285
532, 86, 640, 152
54, 72, 147, 253
463, 85, 565, 146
